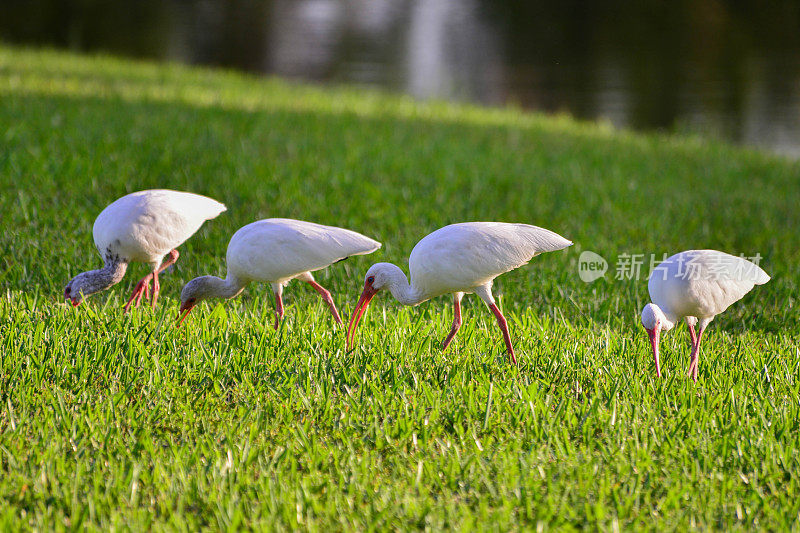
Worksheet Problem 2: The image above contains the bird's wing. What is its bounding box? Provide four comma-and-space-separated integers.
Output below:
93, 190, 226, 263
651, 249, 769, 319
159, 190, 227, 222
409, 222, 571, 295
227, 219, 380, 282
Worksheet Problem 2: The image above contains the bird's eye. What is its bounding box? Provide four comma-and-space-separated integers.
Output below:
189, 298, 196, 304
65, 287, 71, 294
367, 276, 375, 284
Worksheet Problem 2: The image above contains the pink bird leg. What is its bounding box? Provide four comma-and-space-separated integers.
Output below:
489, 303, 517, 365
440, 292, 463, 351
686, 326, 706, 382
306, 279, 343, 325
273, 289, 285, 330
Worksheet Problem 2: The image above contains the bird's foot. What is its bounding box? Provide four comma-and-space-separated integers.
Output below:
273, 309, 284, 330
329, 305, 343, 326
307, 280, 342, 325
318, 295, 342, 325
440, 328, 459, 352
123, 275, 153, 313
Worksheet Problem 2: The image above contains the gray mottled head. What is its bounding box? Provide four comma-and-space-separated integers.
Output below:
178, 275, 244, 324
64, 262, 127, 307
177, 276, 218, 324
64, 272, 92, 307
180, 276, 220, 310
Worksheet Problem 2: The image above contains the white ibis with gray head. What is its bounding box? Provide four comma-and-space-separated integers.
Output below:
641, 249, 770, 381
347, 222, 572, 363
64, 189, 226, 311
178, 218, 381, 327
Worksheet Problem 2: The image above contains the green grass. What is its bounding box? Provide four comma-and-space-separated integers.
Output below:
1, 45, 799, 530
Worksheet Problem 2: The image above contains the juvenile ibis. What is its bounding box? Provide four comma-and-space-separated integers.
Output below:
64, 189, 226, 311
347, 222, 572, 363
178, 218, 381, 327
641, 249, 770, 381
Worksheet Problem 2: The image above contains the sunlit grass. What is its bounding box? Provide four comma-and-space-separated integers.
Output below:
1, 46, 799, 530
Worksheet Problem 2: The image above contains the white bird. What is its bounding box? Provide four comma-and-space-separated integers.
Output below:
641, 249, 770, 381
178, 218, 381, 327
64, 189, 226, 311
346, 222, 572, 363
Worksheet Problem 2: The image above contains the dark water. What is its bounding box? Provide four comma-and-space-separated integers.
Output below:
3, 0, 800, 156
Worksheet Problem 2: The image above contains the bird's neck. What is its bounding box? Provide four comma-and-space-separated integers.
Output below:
211, 274, 247, 300
383, 264, 426, 306
84, 259, 129, 295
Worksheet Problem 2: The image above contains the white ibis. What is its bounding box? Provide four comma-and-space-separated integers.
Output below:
347, 222, 572, 363
64, 189, 226, 311
178, 218, 381, 327
641, 249, 770, 381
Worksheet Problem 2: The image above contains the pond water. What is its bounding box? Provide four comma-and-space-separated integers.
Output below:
3, 0, 800, 156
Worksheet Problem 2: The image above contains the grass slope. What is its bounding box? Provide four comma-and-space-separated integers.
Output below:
0, 46, 799, 530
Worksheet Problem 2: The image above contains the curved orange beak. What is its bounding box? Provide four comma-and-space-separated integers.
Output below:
646, 327, 661, 378
177, 301, 196, 326
347, 281, 378, 349
64, 287, 81, 307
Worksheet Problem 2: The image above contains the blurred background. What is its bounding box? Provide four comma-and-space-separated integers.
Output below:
2, 0, 799, 156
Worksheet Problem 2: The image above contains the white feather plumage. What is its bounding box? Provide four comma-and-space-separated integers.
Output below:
648, 249, 769, 325
409, 222, 573, 299
178, 218, 381, 329
348, 222, 572, 364
642, 249, 769, 381
93, 189, 226, 268
65, 189, 226, 310
227, 219, 381, 285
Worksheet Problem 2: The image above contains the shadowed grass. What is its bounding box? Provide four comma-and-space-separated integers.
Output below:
1, 46, 799, 530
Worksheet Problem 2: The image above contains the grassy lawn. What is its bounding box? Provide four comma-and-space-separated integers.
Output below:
1, 46, 799, 530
